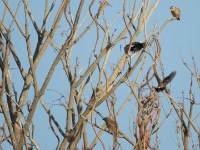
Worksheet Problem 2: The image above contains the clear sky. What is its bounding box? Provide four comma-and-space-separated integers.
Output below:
0, 1, 200, 149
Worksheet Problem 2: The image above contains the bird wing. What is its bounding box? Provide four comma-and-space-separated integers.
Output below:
162, 71, 176, 85
175, 8, 181, 18
176, 8, 181, 16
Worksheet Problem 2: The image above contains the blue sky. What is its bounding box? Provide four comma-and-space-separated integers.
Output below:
0, 1, 200, 149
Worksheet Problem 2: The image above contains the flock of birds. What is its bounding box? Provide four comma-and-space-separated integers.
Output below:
125, 6, 181, 53
124, 6, 180, 92
103, 6, 181, 148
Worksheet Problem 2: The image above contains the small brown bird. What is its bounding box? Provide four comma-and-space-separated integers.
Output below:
170, 6, 181, 20
103, 117, 118, 148
154, 71, 176, 92
124, 42, 146, 54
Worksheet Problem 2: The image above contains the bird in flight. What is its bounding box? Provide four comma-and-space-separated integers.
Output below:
154, 71, 177, 92
170, 6, 181, 20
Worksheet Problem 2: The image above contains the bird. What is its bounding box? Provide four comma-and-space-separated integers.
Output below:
170, 6, 181, 20
154, 71, 177, 92
124, 42, 146, 54
103, 117, 118, 148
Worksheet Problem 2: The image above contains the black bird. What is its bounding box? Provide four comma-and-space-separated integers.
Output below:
124, 42, 146, 54
103, 117, 118, 148
154, 71, 176, 92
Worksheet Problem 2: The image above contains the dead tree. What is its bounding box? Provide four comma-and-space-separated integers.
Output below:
0, 1, 199, 150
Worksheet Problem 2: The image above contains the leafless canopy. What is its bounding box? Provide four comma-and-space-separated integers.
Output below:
0, 0, 199, 150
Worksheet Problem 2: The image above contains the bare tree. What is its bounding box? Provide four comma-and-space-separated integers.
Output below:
0, 0, 199, 150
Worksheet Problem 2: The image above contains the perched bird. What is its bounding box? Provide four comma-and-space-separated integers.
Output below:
170, 6, 181, 20
124, 42, 146, 54
154, 71, 177, 92
103, 117, 118, 148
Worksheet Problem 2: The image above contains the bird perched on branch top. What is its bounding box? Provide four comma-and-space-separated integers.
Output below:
124, 42, 146, 54
103, 117, 118, 148
170, 6, 181, 20
154, 71, 177, 92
